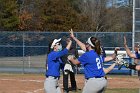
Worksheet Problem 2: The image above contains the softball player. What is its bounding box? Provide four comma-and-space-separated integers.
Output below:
68, 29, 119, 93
101, 46, 119, 74
69, 29, 119, 74
61, 38, 77, 93
123, 36, 140, 71
44, 38, 72, 93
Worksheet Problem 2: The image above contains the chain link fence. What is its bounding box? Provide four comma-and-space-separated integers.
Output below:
0, 31, 137, 75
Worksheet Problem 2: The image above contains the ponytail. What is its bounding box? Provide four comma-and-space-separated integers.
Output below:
48, 41, 53, 54
95, 40, 101, 55
90, 37, 101, 55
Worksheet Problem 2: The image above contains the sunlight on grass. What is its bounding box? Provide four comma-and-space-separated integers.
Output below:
69, 88, 139, 93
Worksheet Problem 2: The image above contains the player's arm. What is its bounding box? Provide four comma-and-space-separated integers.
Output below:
66, 39, 72, 50
104, 47, 120, 62
134, 59, 139, 64
56, 40, 72, 58
124, 36, 136, 58
103, 63, 116, 74
69, 29, 87, 51
68, 55, 80, 65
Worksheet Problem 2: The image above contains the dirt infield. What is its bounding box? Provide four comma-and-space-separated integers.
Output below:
0, 74, 139, 93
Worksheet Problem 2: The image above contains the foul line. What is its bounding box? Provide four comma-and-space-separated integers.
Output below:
24, 88, 44, 93
32, 88, 44, 93
0, 78, 44, 83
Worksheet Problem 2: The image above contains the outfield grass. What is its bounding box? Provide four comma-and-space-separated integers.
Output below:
105, 88, 139, 93
69, 88, 139, 93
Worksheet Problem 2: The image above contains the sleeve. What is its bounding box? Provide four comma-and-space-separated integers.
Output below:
135, 52, 140, 59
101, 55, 105, 63
101, 46, 106, 57
60, 55, 68, 64
60, 62, 65, 71
78, 53, 88, 65
52, 48, 68, 60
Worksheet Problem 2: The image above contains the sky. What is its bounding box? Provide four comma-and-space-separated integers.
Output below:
107, 0, 130, 8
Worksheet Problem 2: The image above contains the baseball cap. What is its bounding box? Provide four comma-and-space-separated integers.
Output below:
51, 38, 61, 49
86, 37, 95, 47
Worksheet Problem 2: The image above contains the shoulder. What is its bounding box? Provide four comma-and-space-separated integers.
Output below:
87, 50, 96, 55
48, 51, 58, 56
80, 51, 90, 57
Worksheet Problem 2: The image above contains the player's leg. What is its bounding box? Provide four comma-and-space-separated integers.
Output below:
124, 63, 137, 70
44, 77, 59, 93
136, 65, 140, 71
56, 77, 62, 93
82, 78, 107, 93
115, 57, 139, 71
138, 70, 140, 80
69, 71, 77, 91
63, 71, 69, 93
56, 86, 61, 93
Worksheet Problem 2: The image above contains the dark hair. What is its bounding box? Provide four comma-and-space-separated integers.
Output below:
48, 40, 53, 54
90, 37, 101, 55
101, 46, 106, 57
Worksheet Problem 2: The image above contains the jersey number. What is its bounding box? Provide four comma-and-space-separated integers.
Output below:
96, 58, 102, 69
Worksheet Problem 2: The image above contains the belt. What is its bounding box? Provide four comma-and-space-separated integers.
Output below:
86, 76, 104, 80
46, 76, 59, 79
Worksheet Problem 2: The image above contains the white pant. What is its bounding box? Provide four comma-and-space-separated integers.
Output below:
82, 77, 107, 93
44, 76, 61, 93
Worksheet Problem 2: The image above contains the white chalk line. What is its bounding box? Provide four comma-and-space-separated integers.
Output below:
0, 78, 44, 83
32, 88, 44, 93
23, 88, 44, 93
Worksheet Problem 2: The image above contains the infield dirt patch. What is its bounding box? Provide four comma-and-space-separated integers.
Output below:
0, 74, 139, 93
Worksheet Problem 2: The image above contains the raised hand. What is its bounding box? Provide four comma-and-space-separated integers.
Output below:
124, 36, 127, 45
69, 28, 75, 38
115, 47, 120, 51
67, 55, 74, 60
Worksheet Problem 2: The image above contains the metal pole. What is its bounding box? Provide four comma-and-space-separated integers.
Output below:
75, 33, 78, 75
20, 0, 25, 73
22, 33, 25, 74
131, 0, 135, 75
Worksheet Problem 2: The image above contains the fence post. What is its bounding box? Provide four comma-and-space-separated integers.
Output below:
131, 0, 136, 76
22, 33, 25, 74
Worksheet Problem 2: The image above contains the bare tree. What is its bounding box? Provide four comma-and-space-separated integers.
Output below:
79, 0, 132, 32
79, 0, 108, 32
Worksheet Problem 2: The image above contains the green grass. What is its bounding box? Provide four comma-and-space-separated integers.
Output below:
107, 75, 138, 78
105, 88, 139, 93
69, 88, 139, 93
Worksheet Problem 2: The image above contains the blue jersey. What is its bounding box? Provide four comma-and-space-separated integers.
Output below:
135, 52, 140, 59
78, 50, 105, 79
46, 48, 68, 77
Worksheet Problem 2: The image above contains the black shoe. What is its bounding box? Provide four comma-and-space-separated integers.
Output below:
118, 61, 129, 70
63, 90, 69, 93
